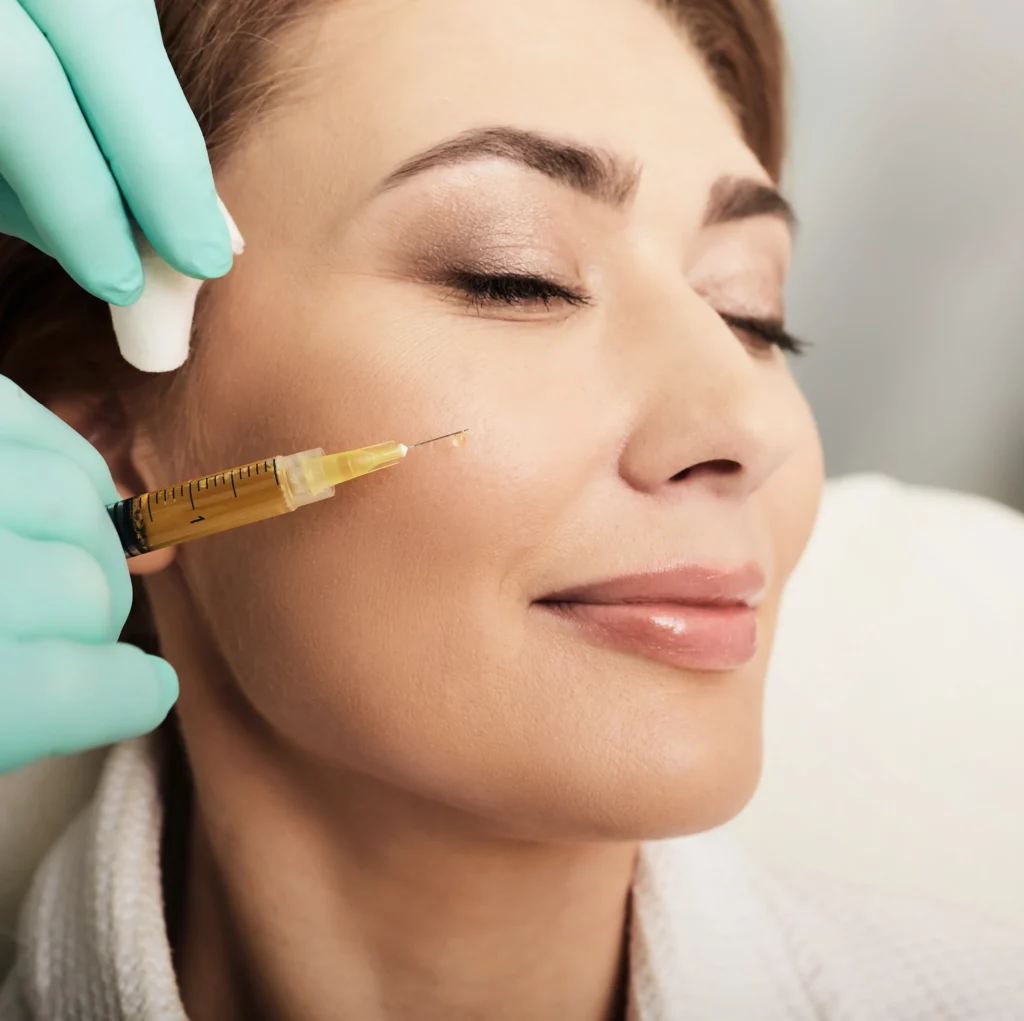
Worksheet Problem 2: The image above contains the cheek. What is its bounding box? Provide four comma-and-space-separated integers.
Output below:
206, 262, 629, 580
171, 263, 621, 761
763, 393, 825, 583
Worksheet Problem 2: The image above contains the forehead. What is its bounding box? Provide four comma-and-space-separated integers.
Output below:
229, 0, 769, 237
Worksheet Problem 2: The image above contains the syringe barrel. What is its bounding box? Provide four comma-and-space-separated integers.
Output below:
107, 449, 331, 557
106, 442, 405, 557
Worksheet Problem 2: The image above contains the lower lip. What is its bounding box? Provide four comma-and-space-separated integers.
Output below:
538, 601, 758, 672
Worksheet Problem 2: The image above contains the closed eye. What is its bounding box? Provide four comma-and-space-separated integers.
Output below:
446, 271, 591, 310
443, 271, 808, 356
719, 312, 808, 356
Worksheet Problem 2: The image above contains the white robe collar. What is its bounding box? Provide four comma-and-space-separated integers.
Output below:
4, 737, 1022, 1021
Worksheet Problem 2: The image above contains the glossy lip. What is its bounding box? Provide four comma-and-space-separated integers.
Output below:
535, 563, 766, 673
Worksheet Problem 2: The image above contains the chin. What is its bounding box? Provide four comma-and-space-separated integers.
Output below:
461, 727, 766, 844
519, 663, 767, 842
580, 757, 764, 842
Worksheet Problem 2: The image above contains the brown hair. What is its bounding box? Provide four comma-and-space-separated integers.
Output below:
0, 0, 786, 656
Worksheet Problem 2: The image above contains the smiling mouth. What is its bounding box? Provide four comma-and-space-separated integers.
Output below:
534, 563, 765, 672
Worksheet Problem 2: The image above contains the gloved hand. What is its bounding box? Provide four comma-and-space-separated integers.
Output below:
0, 0, 233, 305
0, 375, 178, 774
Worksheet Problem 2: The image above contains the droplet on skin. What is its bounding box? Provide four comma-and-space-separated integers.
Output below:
451, 431, 468, 448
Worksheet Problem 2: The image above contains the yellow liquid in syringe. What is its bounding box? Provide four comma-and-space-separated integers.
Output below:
106, 431, 467, 557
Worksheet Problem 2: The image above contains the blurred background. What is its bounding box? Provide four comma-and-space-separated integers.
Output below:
776, 0, 1024, 511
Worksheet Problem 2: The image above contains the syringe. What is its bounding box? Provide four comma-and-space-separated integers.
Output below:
106, 430, 468, 557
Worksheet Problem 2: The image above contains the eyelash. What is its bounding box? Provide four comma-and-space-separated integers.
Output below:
448, 271, 591, 310
718, 313, 808, 356
448, 272, 808, 356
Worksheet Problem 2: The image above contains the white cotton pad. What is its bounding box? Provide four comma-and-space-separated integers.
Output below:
109, 196, 246, 373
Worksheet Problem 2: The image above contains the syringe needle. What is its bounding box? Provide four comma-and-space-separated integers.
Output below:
406, 429, 469, 449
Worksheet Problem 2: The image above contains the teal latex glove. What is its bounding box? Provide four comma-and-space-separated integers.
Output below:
0, 375, 178, 774
0, 0, 233, 305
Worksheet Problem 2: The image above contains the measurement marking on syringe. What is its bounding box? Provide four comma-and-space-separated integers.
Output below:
230, 471, 238, 498
147, 497, 153, 522
273, 460, 280, 485
189, 481, 195, 510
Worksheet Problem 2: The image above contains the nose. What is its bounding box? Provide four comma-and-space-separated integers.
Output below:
616, 287, 804, 502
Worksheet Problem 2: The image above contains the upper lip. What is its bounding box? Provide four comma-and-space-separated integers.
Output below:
538, 563, 766, 608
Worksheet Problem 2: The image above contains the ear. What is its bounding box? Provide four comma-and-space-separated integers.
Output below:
47, 393, 178, 577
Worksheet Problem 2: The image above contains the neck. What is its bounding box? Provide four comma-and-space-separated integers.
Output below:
150, 572, 637, 1021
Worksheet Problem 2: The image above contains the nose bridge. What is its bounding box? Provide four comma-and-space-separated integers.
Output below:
616, 287, 796, 500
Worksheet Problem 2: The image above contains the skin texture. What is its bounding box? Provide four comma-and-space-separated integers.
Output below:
94, 0, 825, 1017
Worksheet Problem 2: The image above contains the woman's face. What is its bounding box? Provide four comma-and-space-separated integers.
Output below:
142, 0, 823, 840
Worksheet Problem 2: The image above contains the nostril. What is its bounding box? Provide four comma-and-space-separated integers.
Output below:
670, 459, 741, 483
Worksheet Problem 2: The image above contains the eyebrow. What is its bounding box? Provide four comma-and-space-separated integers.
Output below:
377, 126, 795, 230
703, 176, 797, 231
378, 126, 640, 204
